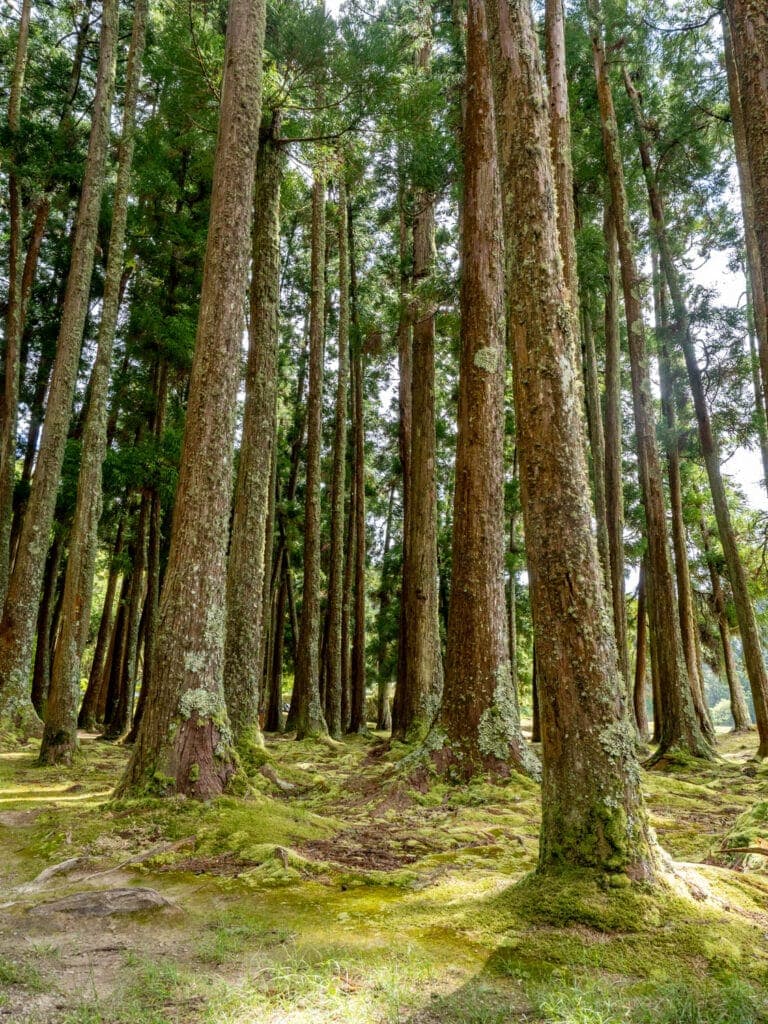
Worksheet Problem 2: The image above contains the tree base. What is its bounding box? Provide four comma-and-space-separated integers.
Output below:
38, 726, 78, 766
0, 700, 43, 745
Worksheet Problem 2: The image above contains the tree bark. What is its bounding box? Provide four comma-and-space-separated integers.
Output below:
0, 0, 120, 739
223, 116, 283, 751
587, 0, 712, 761
487, 0, 657, 877
117, 0, 267, 797
30, 533, 64, 719
435, 0, 538, 780
40, 0, 149, 765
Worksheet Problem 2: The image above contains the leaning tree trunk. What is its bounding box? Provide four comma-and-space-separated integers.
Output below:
0, 0, 33, 610
0, 0, 120, 740
117, 0, 267, 798
588, 0, 712, 761
624, 69, 768, 758
486, 0, 658, 878
292, 150, 329, 740
435, 0, 538, 781
223, 117, 283, 752
40, 0, 149, 765
324, 173, 350, 739
724, 0, 768, 368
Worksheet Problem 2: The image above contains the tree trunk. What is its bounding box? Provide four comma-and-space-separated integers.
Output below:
223, 116, 283, 751
117, 0, 267, 798
0, 0, 120, 739
487, 0, 657, 877
30, 533, 64, 719
40, 0, 149, 765
724, 0, 768, 369
324, 175, 351, 738
436, 0, 538, 780
587, 0, 711, 761
624, 67, 768, 758
701, 523, 751, 732
292, 148, 329, 739
651, 247, 714, 744
349, 210, 367, 735
0, 0, 33, 610
633, 565, 649, 741
78, 522, 124, 730
581, 305, 610, 583
393, 28, 443, 741
376, 482, 395, 732
602, 204, 629, 693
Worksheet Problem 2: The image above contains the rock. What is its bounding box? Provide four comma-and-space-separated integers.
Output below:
29, 887, 170, 917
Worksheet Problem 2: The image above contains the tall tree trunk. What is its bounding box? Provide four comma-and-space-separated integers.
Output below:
651, 248, 714, 744
392, 180, 413, 736
701, 523, 751, 732
436, 0, 538, 780
506, 450, 519, 687
340, 463, 356, 733
266, 555, 288, 732
624, 68, 768, 758
349, 210, 367, 734
40, 0, 149, 765
375, 481, 395, 732
587, 0, 711, 761
0, 0, 120, 739
393, 25, 443, 741
325, 174, 350, 739
581, 306, 610, 582
0, 0, 33, 609
223, 117, 283, 751
487, 0, 657, 877
602, 205, 629, 692
292, 149, 329, 739
724, 0, 768, 367
633, 565, 649, 740
117, 0, 267, 798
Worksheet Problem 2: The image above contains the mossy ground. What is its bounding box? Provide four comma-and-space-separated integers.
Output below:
0, 728, 767, 1022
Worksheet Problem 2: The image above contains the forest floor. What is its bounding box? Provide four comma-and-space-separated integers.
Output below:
1, 727, 768, 1024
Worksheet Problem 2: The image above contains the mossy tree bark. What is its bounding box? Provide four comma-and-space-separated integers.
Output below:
624, 69, 768, 757
117, 0, 266, 798
223, 116, 283, 751
435, 0, 538, 781
325, 173, 350, 739
292, 152, 329, 740
40, 0, 149, 766
724, 0, 768, 371
587, 0, 712, 762
375, 481, 395, 731
0, 0, 32, 611
0, 0, 120, 741
602, 205, 630, 695
486, 0, 658, 878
